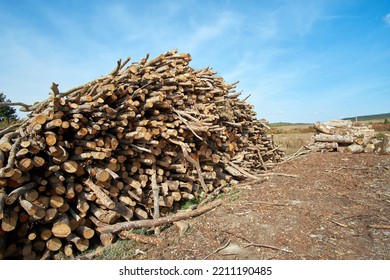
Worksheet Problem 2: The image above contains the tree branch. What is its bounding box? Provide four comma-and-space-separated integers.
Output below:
97, 199, 221, 234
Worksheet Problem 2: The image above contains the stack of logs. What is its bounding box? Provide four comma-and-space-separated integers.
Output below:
0, 49, 284, 259
306, 120, 381, 153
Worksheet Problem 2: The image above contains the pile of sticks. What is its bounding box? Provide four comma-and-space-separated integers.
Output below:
306, 120, 380, 153
0, 49, 284, 259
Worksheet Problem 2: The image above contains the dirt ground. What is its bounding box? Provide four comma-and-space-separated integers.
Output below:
127, 152, 390, 260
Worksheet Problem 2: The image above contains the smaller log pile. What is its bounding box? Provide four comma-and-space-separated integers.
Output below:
306, 120, 381, 153
0, 49, 284, 259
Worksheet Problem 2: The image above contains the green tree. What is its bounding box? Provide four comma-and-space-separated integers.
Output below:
0, 92, 18, 124
384, 118, 389, 124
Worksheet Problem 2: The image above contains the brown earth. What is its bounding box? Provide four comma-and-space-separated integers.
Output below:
85, 152, 390, 260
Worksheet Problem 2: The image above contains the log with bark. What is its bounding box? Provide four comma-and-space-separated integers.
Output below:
0, 49, 284, 259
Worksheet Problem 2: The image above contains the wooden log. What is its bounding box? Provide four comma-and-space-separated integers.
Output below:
65, 176, 76, 199
33, 239, 47, 252
22, 243, 33, 257
89, 203, 119, 224
61, 160, 78, 173
39, 227, 53, 241
112, 203, 133, 221
63, 243, 74, 257
66, 233, 89, 252
18, 197, 45, 219
134, 207, 149, 220
33, 156, 46, 168
49, 195, 65, 208
86, 166, 111, 182
76, 225, 95, 240
1, 210, 18, 232
0, 188, 5, 219
0, 132, 18, 152
100, 233, 115, 246
151, 161, 160, 234
45, 131, 58, 146
0, 137, 22, 178
76, 196, 89, 215
98, 199, 221, 233
347, 144, 364, 154
381, 134, 390, 155
51, 213, 71, 238
46, 237, 62, 252
83, 178, 115, 209
314, 133, 354, 144
43, 208, 58, 224
307, 142, 338, 151
0, 150, 4, 168
119, 230, 165, 246
15, 158, 34, 172
23, 189, 39, 202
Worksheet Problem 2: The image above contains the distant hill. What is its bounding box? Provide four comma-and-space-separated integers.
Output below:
342, 113, 390, 122
268, 122, 312, 127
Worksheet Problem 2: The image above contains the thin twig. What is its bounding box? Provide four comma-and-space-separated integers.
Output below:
241, 94, 251, 102
244, 243, 292, 253
222, 229, 291, 253
198, 185, 225, 207
203, 239, 231, 260
151, 161, 160, 235
0, 102, 32, 109
367, 224, 390, 229
332, 220, 349, 228
227, 162, 265, 181
172, 108, 204, 141
130, 144, 152, 153
256, 172, 298, 178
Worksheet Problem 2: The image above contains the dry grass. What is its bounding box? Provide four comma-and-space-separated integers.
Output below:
269, 124, 315, 155
273, 133, 313, 155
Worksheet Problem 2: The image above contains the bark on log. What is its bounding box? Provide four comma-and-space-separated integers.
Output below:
0, 188, 6, 219
381, 134, 390, 155
97, 199, 221, 233
51, 213, 71, 238
314, 133, 354, 144
347, 144, 364, 154
83, 178, 115, 209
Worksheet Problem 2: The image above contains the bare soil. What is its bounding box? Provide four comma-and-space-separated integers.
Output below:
116, 153, 390, 260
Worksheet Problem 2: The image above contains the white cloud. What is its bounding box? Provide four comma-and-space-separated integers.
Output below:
384, 13, 390, 27
183, 11, 242, 53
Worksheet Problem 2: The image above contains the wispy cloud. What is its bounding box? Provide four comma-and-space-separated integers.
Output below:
182, 11, 243, 55
384, 13, 390, 27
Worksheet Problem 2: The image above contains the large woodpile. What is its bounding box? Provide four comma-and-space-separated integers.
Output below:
306, 120, 381, 153
0, 49, 284, 259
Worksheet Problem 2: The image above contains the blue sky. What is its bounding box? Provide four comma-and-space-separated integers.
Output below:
0, 0, 389, 123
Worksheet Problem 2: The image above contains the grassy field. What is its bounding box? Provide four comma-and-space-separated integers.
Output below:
270, 124, 315, 155
273, 132, 314, 155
